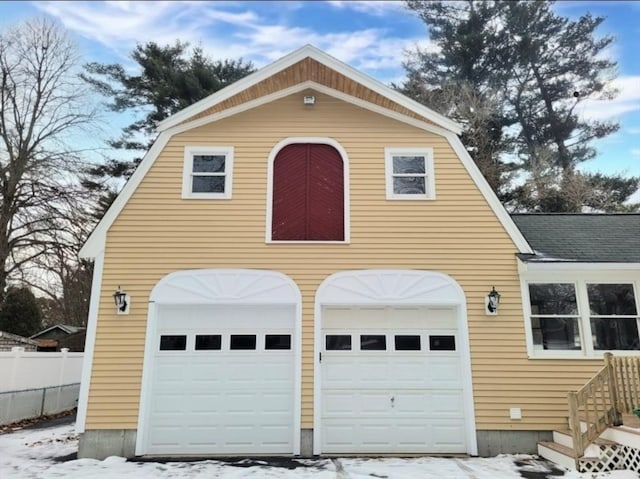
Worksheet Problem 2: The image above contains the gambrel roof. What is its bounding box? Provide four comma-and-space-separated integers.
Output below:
80, 45, 532, 258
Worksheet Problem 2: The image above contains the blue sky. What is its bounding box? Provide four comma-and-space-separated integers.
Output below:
1, 0, 639, 179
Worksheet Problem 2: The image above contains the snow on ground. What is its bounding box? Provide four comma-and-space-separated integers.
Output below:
0, 422, 638, 479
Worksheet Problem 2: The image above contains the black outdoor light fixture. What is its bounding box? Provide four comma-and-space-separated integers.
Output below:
486, 286, 501, 315
113, 286, 130, 315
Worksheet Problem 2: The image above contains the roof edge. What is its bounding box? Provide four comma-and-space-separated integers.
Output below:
156, 44, 463, 135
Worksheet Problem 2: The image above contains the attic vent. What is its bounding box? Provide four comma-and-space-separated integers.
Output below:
303, 95, 315, 105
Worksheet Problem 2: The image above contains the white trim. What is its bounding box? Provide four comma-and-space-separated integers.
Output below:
520, 261, 640, 272
181, 146, 234, 199
172, 81, 456, 139
444, 133, 533, 253
135, 269, 302, 456
519, 269, 640, 359
80, 132, 171, 258
157, 45, 462, 135
265, 137, 351, 244
313, 269, 477, 456
169, 82, 317, 136
75, 250, 104, 433
384, 147, 435, 200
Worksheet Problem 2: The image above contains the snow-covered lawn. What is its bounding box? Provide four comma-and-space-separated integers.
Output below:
0, 422, 638, 478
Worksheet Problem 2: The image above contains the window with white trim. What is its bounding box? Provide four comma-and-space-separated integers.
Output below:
588, 283, 639, 350
182, 146, 233, 199
384, 148, 435, 200
526, 281, 640, 356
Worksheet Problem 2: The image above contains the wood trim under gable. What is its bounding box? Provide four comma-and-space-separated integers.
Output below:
178, 58, 438, 128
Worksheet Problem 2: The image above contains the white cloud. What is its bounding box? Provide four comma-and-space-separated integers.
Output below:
34, 1, 423, 83
325, 1, 406, 16
34, 1, 264, 62
576, 76, 640, 121
632, 148, 640, 158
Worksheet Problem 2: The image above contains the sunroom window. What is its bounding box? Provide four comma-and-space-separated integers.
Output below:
588, 283, 639, 350
526, 281, 640, 356
529, 283, 581, 351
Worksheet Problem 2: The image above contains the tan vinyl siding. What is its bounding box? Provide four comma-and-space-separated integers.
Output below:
180, 58, 437, 127
86, 91, 602, 432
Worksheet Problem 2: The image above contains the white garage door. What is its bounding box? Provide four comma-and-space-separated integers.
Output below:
142, 303, 295, 455
321, 306, 466, 454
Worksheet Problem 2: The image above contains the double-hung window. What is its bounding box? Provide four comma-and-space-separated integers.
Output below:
182, 146, 234, 199
384, 148, 435, 200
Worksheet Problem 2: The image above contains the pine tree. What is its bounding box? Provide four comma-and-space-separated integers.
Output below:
0, 287, 43, 337
402, 0, 639, 211
81, 42, 255, 214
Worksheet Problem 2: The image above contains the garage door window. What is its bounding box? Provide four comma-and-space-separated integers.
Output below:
265, 334, 292, 350
195, 334, 222, 350
326, 335, 351, 350
395, 335, 421, 351
159, 335, 187, 351
230, 335, 257, 350
360, 334, 386, 350
429, 335, 456, 351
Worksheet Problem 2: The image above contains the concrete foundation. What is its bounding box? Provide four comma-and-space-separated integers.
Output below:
79, 427, 548, 458
78, 429, 137, 459
476, 430, 552, 456
300, 428, 314, 457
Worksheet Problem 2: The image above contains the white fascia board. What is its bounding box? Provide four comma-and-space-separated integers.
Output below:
157, 44, 462, 135
519, 260, 640, 272
171, 80, 454, 139
445, 133, 533, 254
305, 47, 463, 135
79, 132, 172, 259
156, 46, 320, 131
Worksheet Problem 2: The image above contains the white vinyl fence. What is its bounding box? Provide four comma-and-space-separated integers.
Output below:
0, 347, 84, 425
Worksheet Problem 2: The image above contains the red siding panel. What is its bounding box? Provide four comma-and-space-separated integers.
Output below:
272, 143, 344, 241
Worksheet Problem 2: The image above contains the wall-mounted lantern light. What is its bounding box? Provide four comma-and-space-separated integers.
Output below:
113, 286, 130, 315
303, 95, 315, 105
485, 286, 500, 315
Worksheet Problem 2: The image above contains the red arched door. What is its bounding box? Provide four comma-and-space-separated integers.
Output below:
272, 143, 344, 241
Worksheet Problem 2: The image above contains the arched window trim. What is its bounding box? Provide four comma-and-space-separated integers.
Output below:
265, 137, 351, 244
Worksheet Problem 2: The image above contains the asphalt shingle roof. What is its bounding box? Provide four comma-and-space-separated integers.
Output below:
511, 213, 640, 263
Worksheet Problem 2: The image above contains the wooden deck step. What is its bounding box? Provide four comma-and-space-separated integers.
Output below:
538, 441, 578, 470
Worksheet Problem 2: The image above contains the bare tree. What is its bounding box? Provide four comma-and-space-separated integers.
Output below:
0, 18, 96, 303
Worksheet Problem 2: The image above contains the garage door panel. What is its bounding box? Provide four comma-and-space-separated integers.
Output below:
431, 392, 464, 415
152, 395, 185, 414
321, 305, 468, 454
144, 303, 296, 455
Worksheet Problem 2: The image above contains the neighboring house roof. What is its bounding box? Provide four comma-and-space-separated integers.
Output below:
30, 324, 85, 340
79, 44, 532, 258
0, 330, 39, 347
512, 213, 640, 263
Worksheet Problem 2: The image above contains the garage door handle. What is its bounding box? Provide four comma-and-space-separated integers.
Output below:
390, 396, 395, 407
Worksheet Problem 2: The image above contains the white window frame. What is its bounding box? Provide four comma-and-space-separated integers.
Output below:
182, 146, 234, 199
521, 270, 640, 359
384, 147, 435, 200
